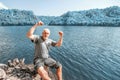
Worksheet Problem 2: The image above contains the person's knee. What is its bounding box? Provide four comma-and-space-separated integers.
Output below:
37, 66, 51, 80
37, 66, 44, 73
58, 64, 62, 70
60, 65, 62, 68
55, 62, 62, 69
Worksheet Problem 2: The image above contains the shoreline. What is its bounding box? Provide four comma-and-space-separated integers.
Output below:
0, 58, 58, 80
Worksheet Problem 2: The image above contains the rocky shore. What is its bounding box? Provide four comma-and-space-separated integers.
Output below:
0, 58, 57, 80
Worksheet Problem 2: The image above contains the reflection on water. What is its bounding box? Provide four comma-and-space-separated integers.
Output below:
0, 26, 120, 80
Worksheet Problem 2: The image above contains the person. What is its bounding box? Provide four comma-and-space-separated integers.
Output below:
26, 21, 63, 80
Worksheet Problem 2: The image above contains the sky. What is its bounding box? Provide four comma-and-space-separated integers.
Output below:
0, 0, 120, 16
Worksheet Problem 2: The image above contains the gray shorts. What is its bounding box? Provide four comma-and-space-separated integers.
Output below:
34, 57, 61, 70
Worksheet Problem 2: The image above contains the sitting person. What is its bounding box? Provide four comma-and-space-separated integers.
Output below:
26, 21, 63, 80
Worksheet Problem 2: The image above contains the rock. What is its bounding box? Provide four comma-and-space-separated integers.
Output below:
0, 63, 8, 71
17, 73, 21, 77
8, 60, 14, 67
12, 58, 20, 67
19, 58, 25, 65
6, 67, 14, 74
0, 68, 6, 79
13, 58, 19, 65
15, 66, 20, 69
2, 58, 58, 80
32, 74, 42, 80
48, 69, 58, 80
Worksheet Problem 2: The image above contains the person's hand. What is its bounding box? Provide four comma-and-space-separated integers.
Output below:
36, 21, 44, 26
59, 31, 63, 37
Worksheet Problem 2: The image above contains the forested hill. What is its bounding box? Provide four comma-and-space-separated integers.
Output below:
0, 6, 120, 26
0, 9, 36, 26
49, 6, 120, 26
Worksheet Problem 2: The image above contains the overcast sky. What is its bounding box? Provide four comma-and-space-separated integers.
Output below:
0, 0, 120, 16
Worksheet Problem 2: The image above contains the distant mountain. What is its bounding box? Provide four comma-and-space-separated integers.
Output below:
0, 9, 55, 26
0, 6, 120, 26
0, 2, 8, 9
0, 9, 38, 26
37, 16, 56, 25
49, 6, 120, 26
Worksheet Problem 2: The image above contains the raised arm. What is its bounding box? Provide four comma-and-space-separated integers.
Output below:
26, 21, 43, 40
55, 31, 63, 47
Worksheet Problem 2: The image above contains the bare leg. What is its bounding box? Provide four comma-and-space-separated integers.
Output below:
44, 66, 49, 72
56, 66, 62, 80
37, 66, 51, 80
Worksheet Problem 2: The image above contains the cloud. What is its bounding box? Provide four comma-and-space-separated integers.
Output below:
0, 2, 8, 9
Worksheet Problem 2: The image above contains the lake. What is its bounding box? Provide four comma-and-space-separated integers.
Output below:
0, 26, 120, 80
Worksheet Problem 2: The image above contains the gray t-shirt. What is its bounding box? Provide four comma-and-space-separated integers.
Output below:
31, 35, 57, 59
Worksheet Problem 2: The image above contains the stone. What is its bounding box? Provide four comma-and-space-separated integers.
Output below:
8, 60, 12, 66
0, 68, 6, 79
19, 58, 25, 65
8, 60, 14, 67
0, 63, 8, 71
13, 58, 19, 65
2, 58, 58, 80
6, 67, 14, 74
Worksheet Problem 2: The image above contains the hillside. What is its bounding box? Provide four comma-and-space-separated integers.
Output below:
49, 6, 120, 26
0, 9, 55, 26
0, 6, 120, 26
0, 9, 37, 26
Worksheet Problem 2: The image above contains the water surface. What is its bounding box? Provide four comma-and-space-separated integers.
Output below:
0, 26, 120, 80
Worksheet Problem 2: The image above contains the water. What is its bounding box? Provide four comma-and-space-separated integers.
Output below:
0, 26, 120, 80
